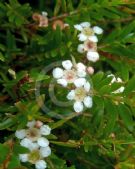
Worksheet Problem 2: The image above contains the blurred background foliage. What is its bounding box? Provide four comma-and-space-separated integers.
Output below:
0, 0, 135, 169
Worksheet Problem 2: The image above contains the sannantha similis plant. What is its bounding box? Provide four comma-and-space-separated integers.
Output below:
0, 0, 135, 169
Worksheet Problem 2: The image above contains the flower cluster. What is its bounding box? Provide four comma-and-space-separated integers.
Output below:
53, 60, 93, 113
15, 120, 51, 169
74, 22, 103, 62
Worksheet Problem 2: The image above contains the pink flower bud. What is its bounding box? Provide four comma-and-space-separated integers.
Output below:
87, 67, 94, 75
35, 121, 43, 128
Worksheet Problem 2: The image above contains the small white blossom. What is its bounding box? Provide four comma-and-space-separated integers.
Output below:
40, 146, 51, 158
37, 137, 49, 147
40, 125, 51, 136
35, 160, 47, 169
53, 60, 87, 87
67, 81, 92, 112
15, 129, 26, 139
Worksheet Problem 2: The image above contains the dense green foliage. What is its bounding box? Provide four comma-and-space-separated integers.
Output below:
0, 0, 135, 169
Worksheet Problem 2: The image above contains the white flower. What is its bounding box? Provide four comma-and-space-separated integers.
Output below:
53, 60, 87, 87
62, 60, 73, 70
83, 96, 93, 108
40, 125, 51, 136
93, 26, 103, 34
19, 154, 28, 162
40, 146, 51, 158
53, 68, 64, 79
35, 160, 47, 169
67, 81, 92, 112
27, 120, 36, 128
20, 138, 32, 149
74, 78, 86, 87
74, 101, 83, 113
37, 137, 49, 147
15, 129, 26, 139
87, 51, 99, 62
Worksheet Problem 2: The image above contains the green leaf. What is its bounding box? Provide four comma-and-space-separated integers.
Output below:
8, 155, 20, 169
124, 76, 135, 95
118, 104, 134, 131
13, 145, 29, 155
0, 144, 9, 164
104, 100, 118, 136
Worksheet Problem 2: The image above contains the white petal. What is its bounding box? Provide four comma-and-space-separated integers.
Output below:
78, 33, 87, 41
113, 86, 125, 94
88, 35, 98, 42
107, 74, 116, 83
15, 129, 26, 139
83, 96, 93, 108
37, 137, 49, 147
77, 44, 85, 53
74, 24, 83, 31
80, 22, 90, 27
35, 160, 47, 169
40, 125, 51, 136
73, 101, 83, 113
40, 146, 51, 158
76, 63, 86, 71
20, 138, 32, 149
87, 51, 99, 62
57, 79, 68, 87
27, 120, 36, 128
67, 90, 75, 100
117, 77, 122, 83
29, 142, 39, 151
93, 26, 103, 34
84, 81, 91, 92
19, 154, 28, 162
77, 70, 86, 77
53, 68, 64, 79
87, 66, 94, 75
62, 60, 73, 70
42, 11, 48, 17
74, 78, 86, 87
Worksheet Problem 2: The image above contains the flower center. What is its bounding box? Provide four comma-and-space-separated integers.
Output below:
26, 128, 41, 141
83, 27, 94, 36
28, 150, 41, 164
64, 70, 76, 83
75, 87, 87, 101
84, 40, 97, 51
